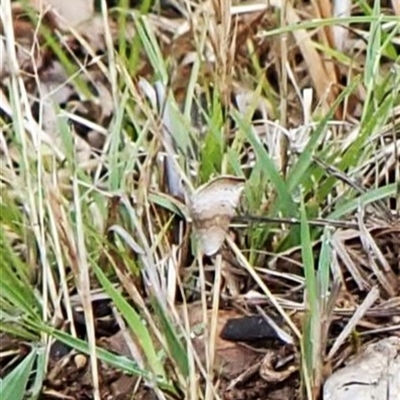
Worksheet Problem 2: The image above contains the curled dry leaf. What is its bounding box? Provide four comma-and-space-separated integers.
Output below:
189, 175, 245, 256
259, 350, 297, 383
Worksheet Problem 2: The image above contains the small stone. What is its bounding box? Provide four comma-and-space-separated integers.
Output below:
74, 354, 87, 369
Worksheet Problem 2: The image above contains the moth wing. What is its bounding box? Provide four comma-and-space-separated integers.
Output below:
196, 226, 227, 256
189, 176, 245, 255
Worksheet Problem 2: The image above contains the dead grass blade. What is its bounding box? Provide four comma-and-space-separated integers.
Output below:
327, 286, 380, 360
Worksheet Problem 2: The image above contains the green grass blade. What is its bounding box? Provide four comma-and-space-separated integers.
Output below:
134, 15, 168, 84
328, 182, 398, 219
151, 298, 189, 377
232, 109, 296, 217
93, 263, 166, 379
42, 325, 175, 392
317, 229, 332, 300
28, 346, 46, 400
300, 200, 317, 318
0, 232, 40, 317
287, 78, 360, 193
300, 199, 318, 397
0, 347, 37, 400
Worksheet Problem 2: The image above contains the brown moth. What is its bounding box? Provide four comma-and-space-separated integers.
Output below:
189, 176, 245, 256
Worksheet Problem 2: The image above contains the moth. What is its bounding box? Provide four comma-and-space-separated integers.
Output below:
189, 175, 245, 256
